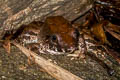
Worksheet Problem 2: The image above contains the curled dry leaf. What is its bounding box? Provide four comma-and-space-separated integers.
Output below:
107, 23, 120, 33
90, 22, 110, 45
104, 26, 120, 41
104, 22, 120, 40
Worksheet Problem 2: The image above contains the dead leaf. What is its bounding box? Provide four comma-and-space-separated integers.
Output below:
91, 22, 110, 45
2, 31, 13, 54
105, 46, 120, 64
1, 29, 20, 54
3, 40, 11, 53
103, 22, 120, 40
104, 26, 120, 40
107, 22, 120, 34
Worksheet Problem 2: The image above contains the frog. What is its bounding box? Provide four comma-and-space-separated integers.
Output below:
9, 16, 81, 55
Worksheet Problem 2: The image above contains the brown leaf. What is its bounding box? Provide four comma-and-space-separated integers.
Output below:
91, 22, 110, 45
104, 22, 120, 40
107, 22, 120, 34
2, 31, 13, 54
3, 40, 11, 53
104, 26, 120, 41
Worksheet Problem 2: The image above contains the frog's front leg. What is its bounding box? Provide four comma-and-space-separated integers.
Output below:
67, 34, 87, 59
78, 34, 87, 58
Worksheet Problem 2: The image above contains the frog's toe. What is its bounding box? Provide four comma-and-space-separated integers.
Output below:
67, 50, 86, 59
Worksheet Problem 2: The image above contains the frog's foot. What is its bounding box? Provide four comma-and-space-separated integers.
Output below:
67, 50, 86, 60
67, 34, 88, 59
69, 33, 87, 59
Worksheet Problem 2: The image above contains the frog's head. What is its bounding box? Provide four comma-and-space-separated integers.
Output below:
43, 16, 79, 54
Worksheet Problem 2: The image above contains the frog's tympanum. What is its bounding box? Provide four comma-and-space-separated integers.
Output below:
11, 16, 80, 54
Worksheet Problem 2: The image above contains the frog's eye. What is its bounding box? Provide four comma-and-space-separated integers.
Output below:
51, 34, 58, 42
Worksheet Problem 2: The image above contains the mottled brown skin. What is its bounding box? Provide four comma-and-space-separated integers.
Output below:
44, 16, 79, 52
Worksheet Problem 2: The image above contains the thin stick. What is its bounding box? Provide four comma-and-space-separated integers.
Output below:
12, 42, 83, 80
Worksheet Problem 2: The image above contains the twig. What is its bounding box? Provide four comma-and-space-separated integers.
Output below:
12, 42, 83, 80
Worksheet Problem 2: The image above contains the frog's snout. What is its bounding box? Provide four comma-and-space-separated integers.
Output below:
57, 37, 79, 53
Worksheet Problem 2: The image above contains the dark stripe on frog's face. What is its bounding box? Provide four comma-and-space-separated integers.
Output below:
44, 16, 79, 53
